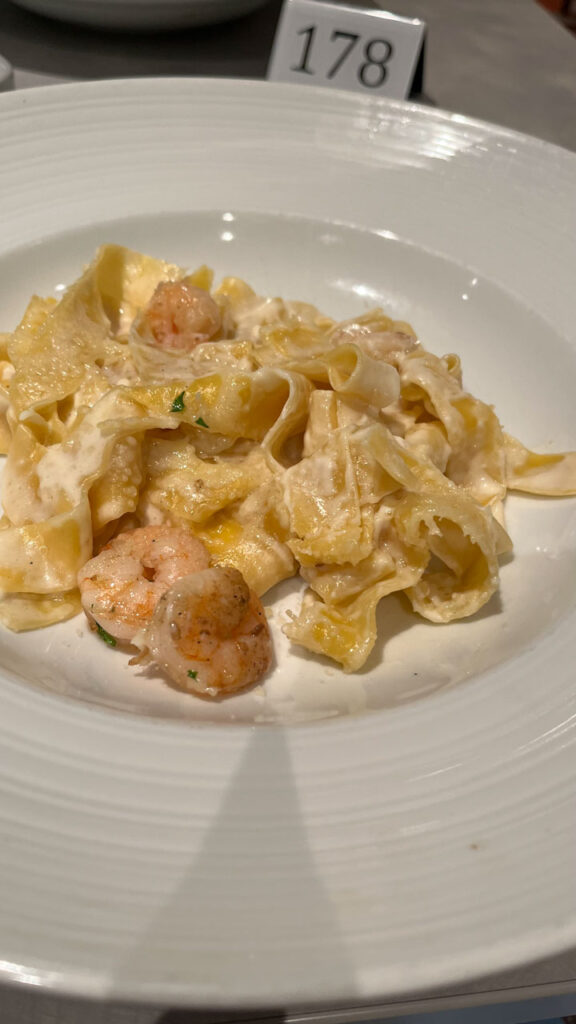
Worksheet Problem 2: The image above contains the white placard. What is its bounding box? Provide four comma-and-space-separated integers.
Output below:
268, 0, 425, 100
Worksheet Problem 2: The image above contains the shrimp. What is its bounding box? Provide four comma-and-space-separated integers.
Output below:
78, 525, 211, 642
143, 280, 222, 352
136, 566, 273, 698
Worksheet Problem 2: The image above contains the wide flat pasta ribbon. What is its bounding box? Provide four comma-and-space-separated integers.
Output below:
284, 557, 424, 672
504, 433, 576, 495
394, 491, 501, 623
283, 426, 377, 567
0, 495, 92, 594
141, 436, 273, 526
285, 343, 400, 411
398, 349, 507, 507
284, 421, 506, 668
0, 591, 82, 632
196, 479, 297, 596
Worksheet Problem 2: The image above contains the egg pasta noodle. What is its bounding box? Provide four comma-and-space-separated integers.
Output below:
0, 244, 575, 674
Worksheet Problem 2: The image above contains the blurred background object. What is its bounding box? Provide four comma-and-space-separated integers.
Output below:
0, 53, 13, 88
537, 0, 576, 31
5, 0, 274, 30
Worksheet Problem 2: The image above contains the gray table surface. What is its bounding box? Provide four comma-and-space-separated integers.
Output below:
0, 0, 576, 1020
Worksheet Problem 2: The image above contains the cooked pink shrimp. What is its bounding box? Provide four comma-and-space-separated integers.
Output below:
143, 280, 222, 351
136, 566, 273, 698
78, 525, 211, 642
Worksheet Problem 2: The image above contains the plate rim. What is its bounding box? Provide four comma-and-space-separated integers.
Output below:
2, 74, 576, 161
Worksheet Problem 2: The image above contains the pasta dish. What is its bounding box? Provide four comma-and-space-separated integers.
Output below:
0, 244, 574, 698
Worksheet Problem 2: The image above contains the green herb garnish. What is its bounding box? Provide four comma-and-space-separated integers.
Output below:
171, 390, 186, 413
195, 417, 209, 428
96, 623, 117, 647
187, 669, 198, 680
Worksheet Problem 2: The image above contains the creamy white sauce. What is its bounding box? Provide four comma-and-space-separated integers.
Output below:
234, 297, 286, 340
36, 423, 108, 510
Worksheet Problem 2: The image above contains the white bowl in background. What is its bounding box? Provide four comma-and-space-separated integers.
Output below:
7, 0, 271, 30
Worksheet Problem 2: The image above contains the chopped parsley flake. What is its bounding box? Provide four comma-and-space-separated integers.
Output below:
195, 417, 209, 428
171, 391, 186, 413
187, 669, 198, 680
96, 623, 117, 647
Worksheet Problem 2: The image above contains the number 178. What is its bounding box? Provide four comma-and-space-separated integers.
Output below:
290, 25, 394, 88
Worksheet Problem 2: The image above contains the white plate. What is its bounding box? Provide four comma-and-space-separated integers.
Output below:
7, 0, 270, 30
0, 77, 575, 1007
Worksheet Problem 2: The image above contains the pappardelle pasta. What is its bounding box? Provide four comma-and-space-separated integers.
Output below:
0, 244, 574, 697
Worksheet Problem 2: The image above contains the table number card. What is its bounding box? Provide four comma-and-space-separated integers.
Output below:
268, 0, 426, 100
